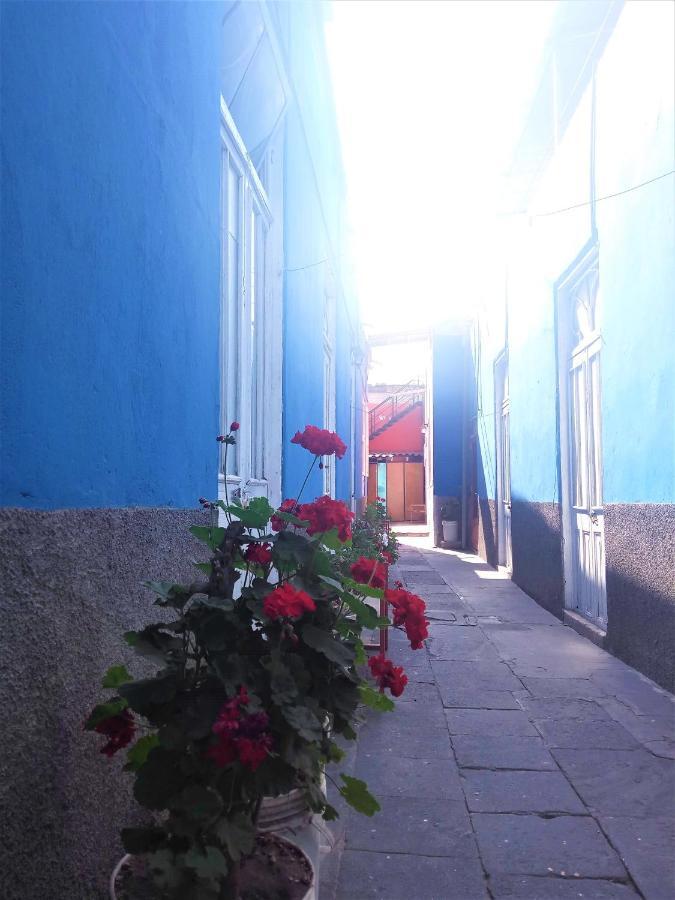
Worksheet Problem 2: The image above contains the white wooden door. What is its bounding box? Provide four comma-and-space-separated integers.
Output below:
219, 102, 279, 510
496, 356, 512, 570
561, 255, 607, 627
500, 392, 512, 571
568, 335, 606, 624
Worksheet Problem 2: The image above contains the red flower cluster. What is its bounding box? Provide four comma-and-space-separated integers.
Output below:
350, 556, 387, 589
291, 425, 347, 459
271, 498, 298, 532
95, 709, 135, 757
245, 542, 273, 566
263, 584, 316, 620
207, 687, 273, 772
368, 654, 408, 697
381, 550, 393, 565
385, 588, 429, 650
297, 496, 354, 542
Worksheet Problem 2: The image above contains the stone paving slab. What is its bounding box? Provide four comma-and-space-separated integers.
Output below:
445, 708, 539, 737
472, 814, 628, 879
488, 875, 640, 898
599, 816, 675, 899
355, 752, 464, 801
552, 748, 675, 817
451, 735, 558, 771
536, 719, 640, 750
337, 849, 489, 899
328, 544, 674, 900
461, 770, 586, 814
345, 795, 477, 857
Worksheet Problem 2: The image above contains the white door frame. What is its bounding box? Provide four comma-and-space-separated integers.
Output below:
556, 242, 607, 627
494, 351, 512, 570
219, 97, 283, 508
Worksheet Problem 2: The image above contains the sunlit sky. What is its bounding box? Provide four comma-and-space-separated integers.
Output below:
325, 0, 557, 352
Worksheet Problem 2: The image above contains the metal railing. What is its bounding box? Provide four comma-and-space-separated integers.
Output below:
368, 382, 425, 437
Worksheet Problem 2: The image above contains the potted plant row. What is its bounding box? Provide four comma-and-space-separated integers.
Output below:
86, 423, 429, 900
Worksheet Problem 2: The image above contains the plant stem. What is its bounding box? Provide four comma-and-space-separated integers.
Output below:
294, 455, 319, 508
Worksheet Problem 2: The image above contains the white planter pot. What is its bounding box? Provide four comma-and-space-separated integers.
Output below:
442, 520, 459, 543
110, 838, 316, 900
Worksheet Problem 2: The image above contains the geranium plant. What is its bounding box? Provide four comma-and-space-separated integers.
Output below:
86, 425, 427, 899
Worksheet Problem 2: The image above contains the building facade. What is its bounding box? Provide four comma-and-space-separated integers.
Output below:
0, 2, 364, 896
473, 0, 674, 690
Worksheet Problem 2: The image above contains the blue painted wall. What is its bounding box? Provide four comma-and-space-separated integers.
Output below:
278, 2, 362, 504
475, 2, 674, 510
433, 334, 464, 499
1, 1, 222, 509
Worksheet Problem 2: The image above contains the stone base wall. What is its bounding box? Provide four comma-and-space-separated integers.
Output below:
476, 497, 497, 567
0, 506, 208, 900
604, 504, 675, 692
511, 500, 565, 619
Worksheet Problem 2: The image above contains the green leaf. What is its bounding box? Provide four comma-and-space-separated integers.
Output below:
123, 625, 183, 660
340, 593, 381, 630
263, 653, 299, 706
119, 673, 177, 712
84, 698, 128, 729
273, 530, 314, 564
121, 825, 166, 855
144, 581, 191, 609
225, 496, 275, 528
172, 785, 223, 822
274, 509, 310, 527
318, 574, 344, 592
301, 624, 355, 668
193, 562, 212, 575
190, 525, 226, 551
354, 639, 367, 666
339, 774, 380, 816
322, 803, 340, 821
134, 748, 186, 810
125, 733, 160, 771
281, 704, 323, 742
359, 684, 395, 712
102, 664, 132, 689
343, 577, 384, 600
215, 813, 256, 862
184, 845, 229, 879
319, 528, 351, 551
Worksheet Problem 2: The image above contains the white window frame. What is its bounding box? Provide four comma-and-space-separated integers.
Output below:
323, 268, 337, 496
219, 97, 283, 508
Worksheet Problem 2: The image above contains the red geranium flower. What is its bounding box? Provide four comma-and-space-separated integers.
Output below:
385, 588, 429, 650
368, 654, 408, 697
230, 421, 240, 431
297, 495, 354, 542
291, 425, 347, 459
263, 584, 316, 620
271, 498, 298, 532
94, 709, 135, 757
207, 688, 273, 772
350, 556, 387, 589
245, 542, 273, 566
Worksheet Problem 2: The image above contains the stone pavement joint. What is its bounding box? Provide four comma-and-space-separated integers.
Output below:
320, 542, 675, 900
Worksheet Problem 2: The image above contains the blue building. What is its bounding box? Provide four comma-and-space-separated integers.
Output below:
0, 2, 365, 895
472, 0, 674, 690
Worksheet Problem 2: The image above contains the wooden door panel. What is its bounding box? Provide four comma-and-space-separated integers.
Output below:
387, 463, 405, 522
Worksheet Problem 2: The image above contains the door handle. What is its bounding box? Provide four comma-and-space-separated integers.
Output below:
591, 513, 599, 525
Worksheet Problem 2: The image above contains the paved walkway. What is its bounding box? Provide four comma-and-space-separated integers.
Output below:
321, 542, 675, 900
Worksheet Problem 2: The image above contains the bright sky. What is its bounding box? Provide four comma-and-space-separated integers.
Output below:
325, 0, 557, 345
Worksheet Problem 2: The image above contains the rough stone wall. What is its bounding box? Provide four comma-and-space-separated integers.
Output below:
510, 500, 565, 619
605, 504, 675, 692
476, 497, 498, 568
0, 507, 208, 900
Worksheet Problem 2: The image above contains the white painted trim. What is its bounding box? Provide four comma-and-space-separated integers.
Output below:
556, 242, 606, 623
219, 96, 283, 508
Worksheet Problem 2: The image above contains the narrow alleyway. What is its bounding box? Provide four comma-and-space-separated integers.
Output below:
321, 542, 675, 900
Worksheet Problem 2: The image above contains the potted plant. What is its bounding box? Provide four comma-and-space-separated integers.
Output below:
440, 497, 461, 544
86, 424, 428, 900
